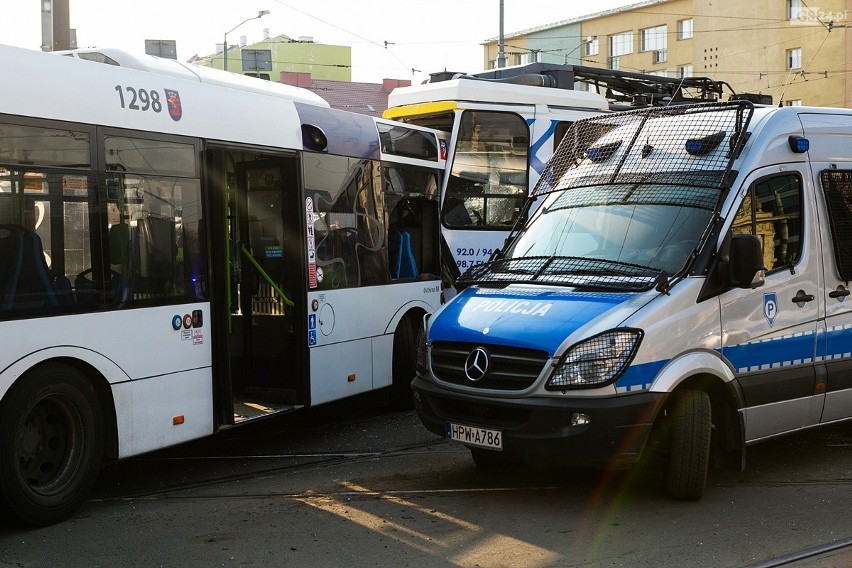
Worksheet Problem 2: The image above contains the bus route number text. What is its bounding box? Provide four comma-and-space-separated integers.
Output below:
456, 247, 493, 269
115, 85, 163, 113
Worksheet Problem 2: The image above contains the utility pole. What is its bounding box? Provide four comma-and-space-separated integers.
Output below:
41, 0, 72, 51
497, 0, 506, 68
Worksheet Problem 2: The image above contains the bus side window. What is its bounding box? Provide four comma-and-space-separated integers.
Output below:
387, 168, 440, 280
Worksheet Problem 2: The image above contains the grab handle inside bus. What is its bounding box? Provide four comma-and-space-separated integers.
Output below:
240, 244, 294, 307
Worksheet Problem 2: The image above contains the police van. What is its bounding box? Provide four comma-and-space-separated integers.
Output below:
411, 100, 852, 500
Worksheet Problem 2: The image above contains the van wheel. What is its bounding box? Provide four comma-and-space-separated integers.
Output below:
666, 388, 711, 501
390, 317, 417, 409
0, 363, 105, 526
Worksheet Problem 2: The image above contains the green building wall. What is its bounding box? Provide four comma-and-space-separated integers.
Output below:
202, 35, 351, 81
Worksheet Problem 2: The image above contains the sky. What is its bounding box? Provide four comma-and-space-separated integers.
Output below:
0, 0, 636, 83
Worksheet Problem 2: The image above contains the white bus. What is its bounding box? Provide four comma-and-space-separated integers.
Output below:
0, 44, 446, 525
384, 63, 730, 281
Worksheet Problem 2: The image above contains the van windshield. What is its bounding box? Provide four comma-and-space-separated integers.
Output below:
457, 181, 719, 292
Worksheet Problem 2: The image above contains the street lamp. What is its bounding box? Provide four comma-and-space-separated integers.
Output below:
223, 10, 270, 71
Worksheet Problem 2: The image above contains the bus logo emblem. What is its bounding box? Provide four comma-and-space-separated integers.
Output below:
165, 89, 182, 121
464, 347, 490, 382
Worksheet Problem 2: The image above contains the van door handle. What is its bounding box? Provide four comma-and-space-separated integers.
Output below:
792, 290, 815, 303
829, 286, 850, 299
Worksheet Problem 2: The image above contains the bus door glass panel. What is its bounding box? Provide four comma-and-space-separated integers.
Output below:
245, 166, 286, 316
0, 121, 93, 313
104, 135, 204, 305
305, 154, 388, 289
443, 110, 529, 229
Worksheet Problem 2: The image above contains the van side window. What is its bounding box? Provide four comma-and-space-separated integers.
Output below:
819, 170, 852, 280
731, 174, 802, 272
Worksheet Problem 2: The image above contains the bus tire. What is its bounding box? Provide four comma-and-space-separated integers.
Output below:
390, 317, 417, 409
0, 363, 105, 526
665, 388, 711, 501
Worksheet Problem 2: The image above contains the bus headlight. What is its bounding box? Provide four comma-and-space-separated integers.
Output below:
546, 328, 643, 390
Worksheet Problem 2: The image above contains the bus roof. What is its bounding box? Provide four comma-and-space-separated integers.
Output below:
385, 78, 610, 115
54, 47, 330, 108
0, 43, 321, 150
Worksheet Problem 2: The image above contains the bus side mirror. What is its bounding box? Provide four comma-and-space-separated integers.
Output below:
730, 234, 765, 289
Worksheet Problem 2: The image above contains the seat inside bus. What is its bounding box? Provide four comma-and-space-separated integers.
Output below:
0, 224, 69, 309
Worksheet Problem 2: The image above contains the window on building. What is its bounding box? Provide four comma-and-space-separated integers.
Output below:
640, 25, 667, 52
610, 31, 634, 57
609, 31, 633, 70
584, 36, 599, 57
787, 47, 802, 70
518, 51, 539, 65
678, 64, 694, 78
678, 19, 694, 40
788, 0, 803, 20
786, 99, 803, 106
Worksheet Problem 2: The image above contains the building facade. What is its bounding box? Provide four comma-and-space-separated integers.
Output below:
483, 0, 852, 108
192, 33, 351, 82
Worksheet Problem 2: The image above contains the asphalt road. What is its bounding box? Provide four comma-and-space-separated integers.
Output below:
1, 396, 850, 568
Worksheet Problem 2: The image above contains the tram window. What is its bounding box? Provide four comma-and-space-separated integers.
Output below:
444, 110, 529, 229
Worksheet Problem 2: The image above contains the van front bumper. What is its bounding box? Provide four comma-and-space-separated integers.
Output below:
412, 376, 667, 468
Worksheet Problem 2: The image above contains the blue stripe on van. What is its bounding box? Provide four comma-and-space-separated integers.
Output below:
615, 359, 668, 393
823, 324, 852, 361
722, 330, 815, 373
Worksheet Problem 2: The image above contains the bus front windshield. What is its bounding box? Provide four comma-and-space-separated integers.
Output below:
443, 110, 528, 229
506, 182, 719, 277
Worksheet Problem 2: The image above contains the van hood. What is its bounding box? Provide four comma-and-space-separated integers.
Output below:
430, 287, 634, 355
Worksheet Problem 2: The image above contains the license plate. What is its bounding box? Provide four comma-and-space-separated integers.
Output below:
446, 422, 503, 450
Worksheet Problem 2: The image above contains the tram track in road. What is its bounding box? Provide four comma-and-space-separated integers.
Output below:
746, 536, 852, 567
89, 438, 457, 503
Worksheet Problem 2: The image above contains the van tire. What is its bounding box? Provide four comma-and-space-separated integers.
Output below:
0, 363, 105, 526
665, 388, 711, 501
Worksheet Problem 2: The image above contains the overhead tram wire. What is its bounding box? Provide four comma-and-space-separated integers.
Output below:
271, 0, 415, 77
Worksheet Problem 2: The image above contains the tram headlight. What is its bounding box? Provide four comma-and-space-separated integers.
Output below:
546, 328, 643, 390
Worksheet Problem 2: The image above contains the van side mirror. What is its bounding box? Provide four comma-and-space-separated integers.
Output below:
730, 234, 765, 288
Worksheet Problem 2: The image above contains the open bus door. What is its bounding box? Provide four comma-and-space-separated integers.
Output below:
228, 157, 307, 418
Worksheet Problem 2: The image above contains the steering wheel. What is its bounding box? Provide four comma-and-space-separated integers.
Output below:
75, 268, 129, 304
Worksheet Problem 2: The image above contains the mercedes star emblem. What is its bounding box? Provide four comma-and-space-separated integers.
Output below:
464, 347, 490, 382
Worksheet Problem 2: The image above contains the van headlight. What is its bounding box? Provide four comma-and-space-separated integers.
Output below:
546, 328, 643, 390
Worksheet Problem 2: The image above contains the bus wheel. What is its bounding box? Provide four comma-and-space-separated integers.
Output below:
0, 363, 105, 526
390, 317, 417, 409
665, 388, 711, 501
